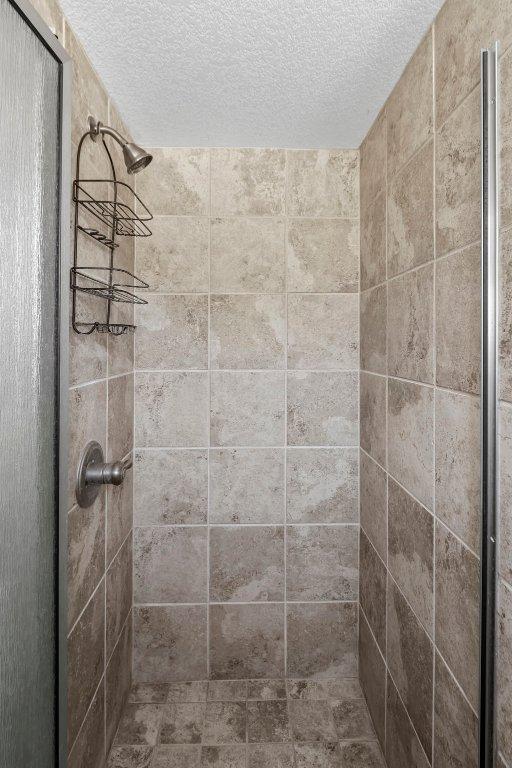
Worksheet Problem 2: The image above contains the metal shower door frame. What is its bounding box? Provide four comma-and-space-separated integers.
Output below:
480, 42, 499, 768
6, 1, 71, 765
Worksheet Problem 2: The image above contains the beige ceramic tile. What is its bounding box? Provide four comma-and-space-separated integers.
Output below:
330, 700, 376, 740
210, 371, 285, 447
435, 245, 480, 394
134, 449, 208, 525
211, 148, 285, 216
67, 581, 105, 746
359, 531, 387, 653
436, 87, 480, 257
387, 580, 433, 759
359, 610, 386, 747
113, 702, 162, 746
106, 462, 133, 565
247, 680, 287, 700
387, 31, 433, 178
360, 284, 387, 375
134, 526, 207, 603
249, 743, 294, 768
67, 496, 105, 630
387, 140, 434, 278
210, 217, 285, 293
387, 263, 434, 384
210, 604, 285, 679
108, 308, 134, 377
135, 371, 209, 447
360, 450, 387, 563
135, 148, 209, 215
286, 525, 359, 601
31, 0, 63, 34
133, 605, 207, 682
286, 447, 359, 524
499, 229, 512, 402
287, 294, 359, 370
135, 294, 208, 370
388, 479, 434, 634
68, 682, 104, 768
287, 149, 359, 218
287, 371, 359, 446
203, 701, 247, 744
69, 294, 108, 387
499, 404, 512, 585
385, 676, 430, 768
338, 741, 386, 767
210, 294, 286, 369
435, 522, 480, 709
135, 216, 209, 293
286, 602, 358, 679
106, 536, 132, 658
360, 192, 386, 291
65, 23, 109, 147
209, 526, 284, 602
207, 680, 248, 702
387, 378, 434, 510
360, 110, 386, 211
68, 381, 107, 509
498, 580, 512, 765
107, 746, 153, 768
501, 45, 512, 230
106, 625, 132, 751
434, 652, 478, 768
287, 218, 359, 293
435, 0, 512, 128
209, 448, 285, 524
360, 372, 387, 468
288, 701, 337, 742
107, 373, 133, 461
435, 390, 480, 552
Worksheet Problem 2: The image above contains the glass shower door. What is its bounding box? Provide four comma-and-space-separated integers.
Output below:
0, 1, 69, 765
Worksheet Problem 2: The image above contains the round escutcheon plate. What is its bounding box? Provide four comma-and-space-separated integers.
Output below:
76, 440, 104, 508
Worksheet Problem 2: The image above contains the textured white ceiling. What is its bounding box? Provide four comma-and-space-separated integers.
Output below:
59, 0, 444, 148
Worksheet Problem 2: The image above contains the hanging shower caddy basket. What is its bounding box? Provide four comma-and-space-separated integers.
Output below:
71, 133, 153, 335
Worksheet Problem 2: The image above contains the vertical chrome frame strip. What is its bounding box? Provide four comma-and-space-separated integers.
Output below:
480, 43, 499, 768
7, 2, 71, 765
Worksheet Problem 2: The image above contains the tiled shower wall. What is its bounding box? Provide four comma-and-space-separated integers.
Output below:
131, 148, 361, 681
359, 2, 512, 767
30, 1, 135, 766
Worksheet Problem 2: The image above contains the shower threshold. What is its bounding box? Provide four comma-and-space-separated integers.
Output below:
107, 677, 385, 767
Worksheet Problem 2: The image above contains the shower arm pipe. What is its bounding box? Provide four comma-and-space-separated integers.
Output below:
88, 116, 126, 148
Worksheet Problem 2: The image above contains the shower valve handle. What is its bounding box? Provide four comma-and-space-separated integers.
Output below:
86, 454, 133, 487
76, 441, 132, 508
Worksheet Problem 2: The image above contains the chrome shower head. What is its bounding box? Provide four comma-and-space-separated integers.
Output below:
122, 142, 153, 174
88, 116, 153, 174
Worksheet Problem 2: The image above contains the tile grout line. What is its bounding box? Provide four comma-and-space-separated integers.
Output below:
360, 368, 481, 402
134, 445, 360, 451
363, 610, 430, 765
132, 600, 360, 607
132, 523, 360, 529
359, 447, 480, 560
360, 234, 481, 296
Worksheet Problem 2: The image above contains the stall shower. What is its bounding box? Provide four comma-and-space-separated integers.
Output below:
1, 0, 512, 766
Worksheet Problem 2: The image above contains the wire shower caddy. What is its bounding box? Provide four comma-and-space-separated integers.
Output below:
71, 130, 153, 335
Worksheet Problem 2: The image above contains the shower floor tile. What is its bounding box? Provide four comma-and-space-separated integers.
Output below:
107, 679, 386, 767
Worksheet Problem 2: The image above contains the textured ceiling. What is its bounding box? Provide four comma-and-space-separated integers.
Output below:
59, 0, 445, 148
